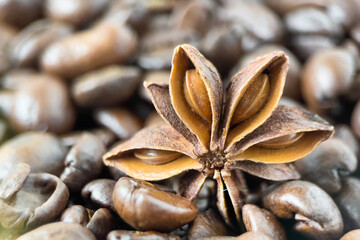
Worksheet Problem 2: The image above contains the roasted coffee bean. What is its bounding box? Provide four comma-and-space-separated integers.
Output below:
1, 68, 36, 90
188, 209, 227, 240
107, 230, 180, 240
335, 177, 360, 231
61, 205, 90, 226
0, 90, 14, 117
9, 20, 73, 68
61, 133, 105, 192
235, 44, 302, 100
294, 138, 357, 194
87, 208, 116, 240
17, 222, 96, 240
60, 128, 116, 148
113, 177, 198, 232
0, 0, 43, 28
341, 229, 360, 240
242, 204, 285, 240
10, 73, 75, 133
41, 21, 137, 79
334, 124, 359, 156
0, 132, 67, 178
72, 65, 141, 108
263, 180, 343, 239
45, 0, 111, 26
290, 35, 336, 60
234, 232, 273, 240
0, 22, 17, 74
94, 108, 142, 140
0, 173, 69, 230
351, 100, 360, 138
301, 47, 356, 114
82, 179, 116, 210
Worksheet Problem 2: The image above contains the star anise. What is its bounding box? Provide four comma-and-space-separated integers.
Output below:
103, 44, 333, 226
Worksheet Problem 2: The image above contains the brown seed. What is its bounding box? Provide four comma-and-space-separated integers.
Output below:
60, 205, 90, 226
94, 108, 142, 140
257, 132, 304, 149
60, 133, 105, 192
72, 65, 141, 108
45, 0, 111, 26
10, 73, 75, 134
9, 20, 73, 68
41, 22, 137, 79
82, 179, 116, 210
263, 180, 343, 239
112, 177, 198, 232
294, 138, 357, 194
335, 177, 360, 231
17, 222, 96, 240
86, 208, 116, 240
242, 204, 285, 240
188, 209, 227, 240
134, 149, 183, 165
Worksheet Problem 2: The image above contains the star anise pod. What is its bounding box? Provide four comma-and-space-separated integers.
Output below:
103, 44, 333, 226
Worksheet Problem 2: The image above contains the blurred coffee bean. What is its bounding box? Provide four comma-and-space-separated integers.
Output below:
351, 100, 360, 138
10, 73, 75, 134
9, 20, 73, 68
234, 232, 272, 240
108, 166, 128, 180
1, 68, 36, 90
242, 204, 285, 240
0, 173, 69, 230
61, 205, 90, 226
0, 90, 14, 117
334, 124, 359, 155
335, 177, 360, 231
60, 128, 116, 148
87, 208, 116, 240
262, 0, 330, 16
92, 128, 117, 147
0, 0, 43, 28
107, 230, 180, 240
290, 35, 336, 60
351, 23, 360, 46
113, 177, 198, 232
60, 133, 105, 192
41, 22, 137, 79
294, 138, 357, 194
301, 47, 356, 114
72, 65, 141, 108
82, 179, 116, 210
0, 132, 67, 178
234, 44, 302, 100
45, 0, 110, 26
138, 29, 198, 70
341, 229, 360, 240
0, 119, 8, 143
94, 108, 142, 140
0, 22, 17, 74
263, 180, 343, 239
188, 209, 227, 240
17, 222, 96, 240
140, 71, 170, 102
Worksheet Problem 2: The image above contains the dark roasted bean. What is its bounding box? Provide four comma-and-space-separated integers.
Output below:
82, 179, 116, 210
61, 205, 90, 226
87, 208, 116, 240
107, 230, 180, 240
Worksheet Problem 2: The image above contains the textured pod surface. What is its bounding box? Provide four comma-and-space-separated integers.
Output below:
263, 180, 343, 239
112, 177, 198, 232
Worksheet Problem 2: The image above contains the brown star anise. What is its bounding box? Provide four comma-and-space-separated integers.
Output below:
103, 44, 333, 226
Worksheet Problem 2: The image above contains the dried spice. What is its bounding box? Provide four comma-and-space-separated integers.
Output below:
103, 44, 333, 226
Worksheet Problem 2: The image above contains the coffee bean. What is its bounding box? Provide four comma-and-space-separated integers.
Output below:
61, 205, 90, 226
87, 208, 117, 240
82, 179, 116, 210
112, 177, 198, 232
107, 230, 180, 240
60, 133, 105, 192
340, 229, 360, 240
334, 124, 359, 156
17, 222, 96, 240
234, 232, 273, 240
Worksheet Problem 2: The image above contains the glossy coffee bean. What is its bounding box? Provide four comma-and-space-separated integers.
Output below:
10, 73, 75, 134
41, 22, 138, 79
301, 47, 356, 114
113, 177, 198, 232
188, 209, 227, 240
294, 138, 357, 194
234, 232, 273, 240
0, 132, 67, 178
17, 222, 96, 240
60, 133, 105, 192
9, 20, 73, 68
72, 65, 141, 108
82, 179, 116, 210
0, 0, 43, 28
45, 0, 110, 26
0, 173, 69, 230
335, 177, 360, 230
341, 229, 360, 240
87, 208, 116, 240
61, 205, 90, 226
94, 108, 142, 140
107, 230, 180, 240
242, 204, 285, 240
263, 180, 343, 239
